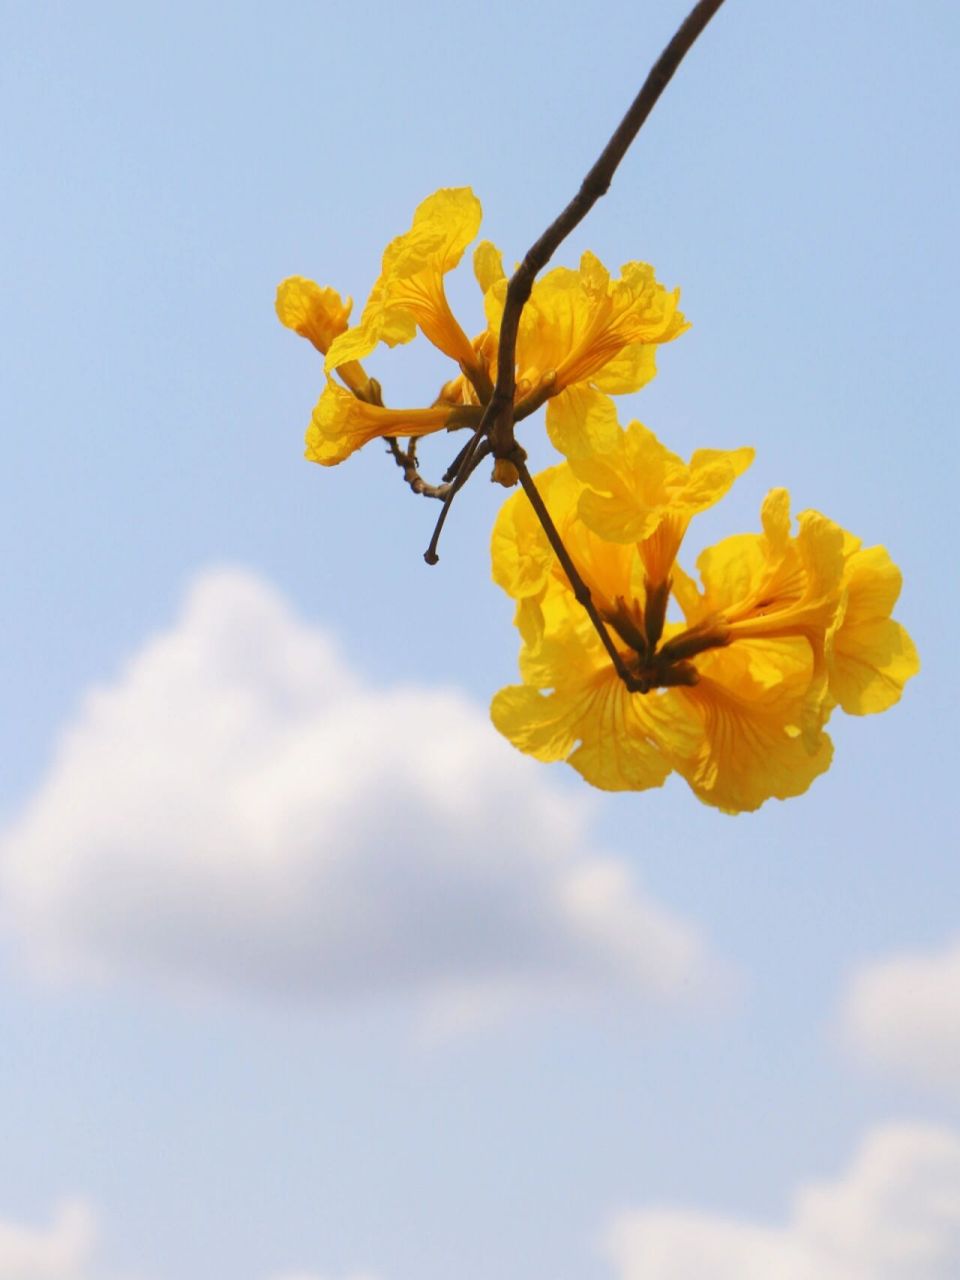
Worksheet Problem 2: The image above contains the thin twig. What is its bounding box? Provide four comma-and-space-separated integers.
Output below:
422, 0, 727, 563
423, 425, 489, 563
487, 0, 727, 460
385, 436, 451, 499
514, 459, 644, 691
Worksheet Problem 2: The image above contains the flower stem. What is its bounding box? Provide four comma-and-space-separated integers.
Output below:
513, 457, 644, 692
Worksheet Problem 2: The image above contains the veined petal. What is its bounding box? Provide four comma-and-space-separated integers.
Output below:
324, 306, 417, 368
491, 461, 638, 626
490, 468, 567, 601
276, 277, 352, 353
545, 385, 621, 459
573, 420, 753, 582
591, 343, 658, 396
491, 666, 696, 793
676, 639, 834, 813
306, 378, 455, 466
722, 507, 845, 643
508, 252, 687, 401
473, 240, 506, 295
826, 544, 919, 714
682, 491, 840, 639
326, 187, 481, 371
828, 616, 919, 714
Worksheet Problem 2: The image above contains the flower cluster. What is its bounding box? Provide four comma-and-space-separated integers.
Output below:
277, 187, 918, 813
491, 425, 918, 812
276, 187, 685, 466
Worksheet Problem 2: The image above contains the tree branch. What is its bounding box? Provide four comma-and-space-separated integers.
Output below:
422, 0, 727, 562
487, 0, 727, 460
513, 459, 645, 691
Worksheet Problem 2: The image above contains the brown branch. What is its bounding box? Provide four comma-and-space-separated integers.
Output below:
386, 436, 452, 499
487, 0, 727, 460
423, 425, 489, 563
386, 429, 495, 509
422, 0, 727, 564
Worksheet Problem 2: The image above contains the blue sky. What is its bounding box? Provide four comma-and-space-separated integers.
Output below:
1, 2, 958, 1277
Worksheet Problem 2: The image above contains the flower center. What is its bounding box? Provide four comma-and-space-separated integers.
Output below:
603, 589, 730, 694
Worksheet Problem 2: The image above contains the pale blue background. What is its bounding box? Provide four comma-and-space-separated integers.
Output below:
1, 2, 957, 1277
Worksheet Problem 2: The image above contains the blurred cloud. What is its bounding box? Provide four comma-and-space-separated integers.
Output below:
0, 1200, 96, 1280
0, 568, 713, 1024
602, 1123, 960, 1279
839, 938, 960, 1097
0, 1197, 376, 1280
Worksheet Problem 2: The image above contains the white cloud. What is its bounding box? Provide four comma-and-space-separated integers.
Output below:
0, 1198, 376, 1280
0, 1200, 96, 1280
602, 1123, 960, 1280
0, 568, 711, 1023
839, 938, 960, 1096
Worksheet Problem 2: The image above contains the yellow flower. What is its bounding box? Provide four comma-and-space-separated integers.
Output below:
490, 446, 916, 812
306, 378, 477, 467
490, 461, 707, 793
325, 187, 482, 373
471, 245, 686, 482
662, 494, 921, 811
674, 638, 835, 813
551, 393, 754, 585
275, 276, 373, 400
491, 627, 702, 793
280, 188, 689, 469
478, 247, 686, 403
276, 277, 351, 354
669, 491, 892, 745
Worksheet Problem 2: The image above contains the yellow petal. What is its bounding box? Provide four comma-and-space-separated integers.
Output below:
490, 683, 582, 763
677, 639, 834, 813
839, 544, 904, 626
473, 240, 506, 295
491, 672, 692, 793
545, 386, 621, 459
276, 277, 352, 354
591, 343, 658, 396
327, 187, 481, 371
573, 421, 753, 585
490, 465, 574, 600
306, 378, 453, 466
828, 617, 919, 714
512, 253, 687, 399
384, 186, 482, 278
827, 544, 919, 714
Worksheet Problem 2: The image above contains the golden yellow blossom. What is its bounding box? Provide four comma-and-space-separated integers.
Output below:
275, 277, 351, 353
280, 188, 688, 469
490, 444, 917, 812
478, 245, 686, 455
307, 379, 468, 467
325, 187, 482, 373
674, 638, 835, 813
275, 276, 372, 399
492, 627, 702, 793
560, 397, 755, 585
478, 247, 686, 400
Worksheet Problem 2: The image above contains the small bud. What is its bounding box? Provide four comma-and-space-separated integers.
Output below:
366, 377, 383, 406
492, 458, 520, 488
